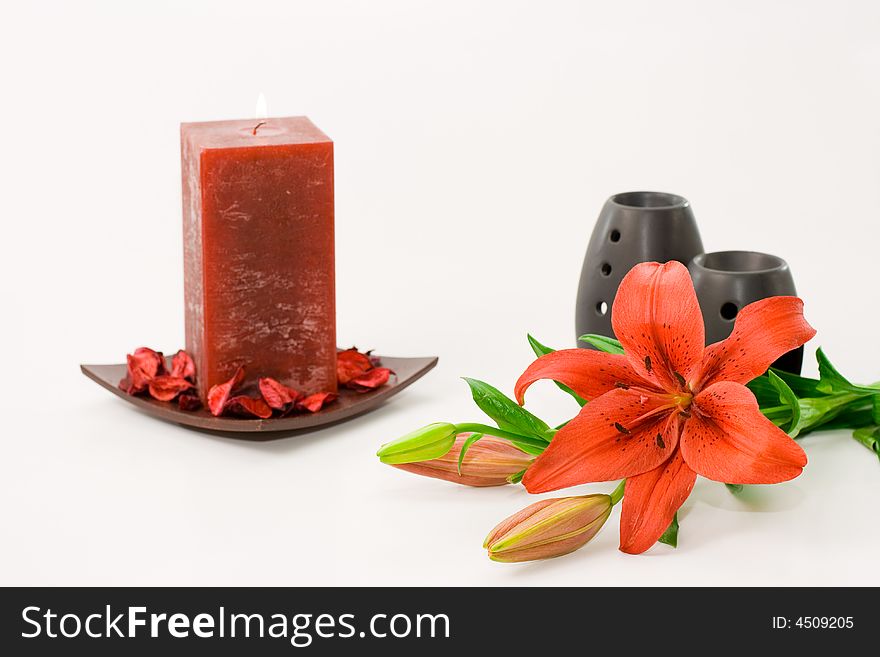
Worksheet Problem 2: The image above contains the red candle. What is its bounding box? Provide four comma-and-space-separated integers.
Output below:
181, 116, 336, 401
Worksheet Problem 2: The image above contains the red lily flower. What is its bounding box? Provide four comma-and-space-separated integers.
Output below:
515, 261, 816, 554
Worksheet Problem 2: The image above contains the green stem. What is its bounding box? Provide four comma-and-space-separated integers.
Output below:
761, 405, 791, 417
610, 479, 626, 506
760, 390, 873, 434
453, 423, 550, 449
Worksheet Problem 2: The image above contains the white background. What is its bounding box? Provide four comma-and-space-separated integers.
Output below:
1, 0, 878, 586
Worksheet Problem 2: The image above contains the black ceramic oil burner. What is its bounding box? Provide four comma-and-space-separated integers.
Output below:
575, 191, 704, 347
688, 250, 803, 374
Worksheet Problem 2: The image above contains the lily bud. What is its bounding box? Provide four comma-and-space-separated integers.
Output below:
484, 494, 612, 563
392, 434, 534, 487
376, 422, 458, 465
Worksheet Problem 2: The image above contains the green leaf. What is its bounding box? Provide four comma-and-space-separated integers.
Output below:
795, 397, 848, 436
507, 469, 526, 484
463, 378, 552, 442
453, 422, 550, 456
873, 396, 880, 425
457, 432, 483, 474
526, 333, 555, 358
749, 367, 823, 415
768, 371, 803, 437
657, 513, 679, 547
816, 348, 878, 395
800, 397, 880, 436
526, 334, 588, 407
815, 347, 850, 393
578, 334, 624, 355
752, 351, 880, 437
510, 441, 547, 456
725, 483, 744, 494
767, 367, 822, 398
747, 375, 783, 408
852, 426, 880, 462
815, 403, 875, 432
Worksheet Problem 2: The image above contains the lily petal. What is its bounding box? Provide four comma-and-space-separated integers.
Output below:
681, 381, 807, 484
697, 296, 816, 389
619, 448, 696, 554
514, 349, 647, 405
522, 388, 680, 493
611, 261, 705, 393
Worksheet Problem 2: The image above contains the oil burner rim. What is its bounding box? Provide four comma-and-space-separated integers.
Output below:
690, 250, 789, 276
609, 191, 689, 211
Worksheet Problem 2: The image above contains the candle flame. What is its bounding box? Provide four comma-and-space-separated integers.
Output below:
255, 93, 268, 120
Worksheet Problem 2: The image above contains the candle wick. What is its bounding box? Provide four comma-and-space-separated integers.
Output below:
252, 121, 267, 136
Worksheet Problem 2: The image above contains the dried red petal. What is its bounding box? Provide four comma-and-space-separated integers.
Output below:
148, 375, 194, 402
135, 347, 167, 375
207, 366, 245, 416
123, 357, 150, 394
337, 348, 373, 385
258, 377, 301, 410
170, 350, 196, 381
225, 395, 273, 419
296, 392, 338, 413
347, 367, 394, 392
178, 394, 202, 411
120, 347, 165, 394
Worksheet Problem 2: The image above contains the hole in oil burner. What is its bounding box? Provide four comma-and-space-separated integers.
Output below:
600, 262, 612, 277
720, 302, 739, 321
609, 229, 621, 243
596, 301, 608, 316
